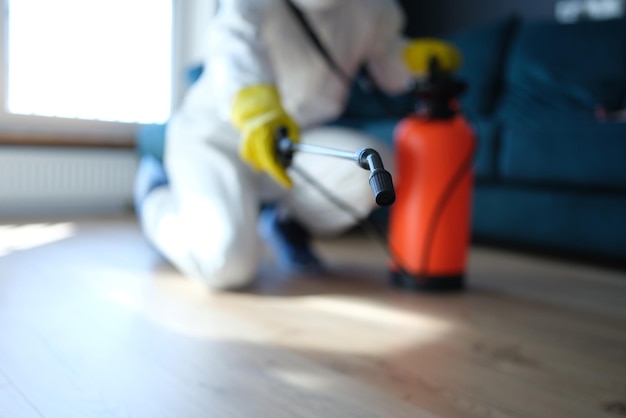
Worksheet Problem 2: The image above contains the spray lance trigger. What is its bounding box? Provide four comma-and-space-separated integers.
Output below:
274, 127, 396, 207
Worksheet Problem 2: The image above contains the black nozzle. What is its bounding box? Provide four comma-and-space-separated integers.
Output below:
357, 148, 396, 207
369, 170, 395, 206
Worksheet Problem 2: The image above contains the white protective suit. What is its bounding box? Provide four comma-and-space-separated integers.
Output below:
140, 0, 413, 289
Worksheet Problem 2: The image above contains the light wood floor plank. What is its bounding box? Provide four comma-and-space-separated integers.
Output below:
0, 215, 625, 417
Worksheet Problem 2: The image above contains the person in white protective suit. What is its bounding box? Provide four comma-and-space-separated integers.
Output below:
134, 0, 461, 290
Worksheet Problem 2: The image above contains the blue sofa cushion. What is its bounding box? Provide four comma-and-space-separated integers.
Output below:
499, 120, 626, 190
472, 184, 626, 261
500, 17, 626, 124
446, 15, 519, 118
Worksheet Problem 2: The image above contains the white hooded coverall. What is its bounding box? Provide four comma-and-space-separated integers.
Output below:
140, 0, 413, 289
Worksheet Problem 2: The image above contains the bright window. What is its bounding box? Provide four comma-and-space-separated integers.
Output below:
5, 0, 172, 125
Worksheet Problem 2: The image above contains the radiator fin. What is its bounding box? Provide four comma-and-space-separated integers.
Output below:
0, 147, 139, 213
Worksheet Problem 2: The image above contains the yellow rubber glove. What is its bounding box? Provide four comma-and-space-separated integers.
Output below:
402, 38, 462, 77
231, 84, 299, 188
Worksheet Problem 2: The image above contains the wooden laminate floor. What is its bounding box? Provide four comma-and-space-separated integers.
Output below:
0, 215, 625, 418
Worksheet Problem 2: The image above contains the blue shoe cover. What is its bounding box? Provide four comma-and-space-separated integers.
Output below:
258, 207, 325, 275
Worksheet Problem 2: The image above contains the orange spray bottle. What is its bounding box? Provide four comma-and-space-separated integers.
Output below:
388, 59, 476, 291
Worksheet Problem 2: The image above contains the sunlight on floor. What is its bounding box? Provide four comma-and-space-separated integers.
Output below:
104, 273, 454, 357
276, 296, 454, 355
299, 296, 451, 330
0, 222, 76, 257
270, 368, 336, 392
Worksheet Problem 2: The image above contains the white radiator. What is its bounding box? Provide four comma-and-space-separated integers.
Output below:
0, 147, 139, 215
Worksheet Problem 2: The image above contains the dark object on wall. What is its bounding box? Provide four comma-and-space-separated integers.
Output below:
397, 0, 553, 37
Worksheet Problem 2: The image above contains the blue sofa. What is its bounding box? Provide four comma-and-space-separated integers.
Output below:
137, 15, 626, 263
451, 15, 626, 263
